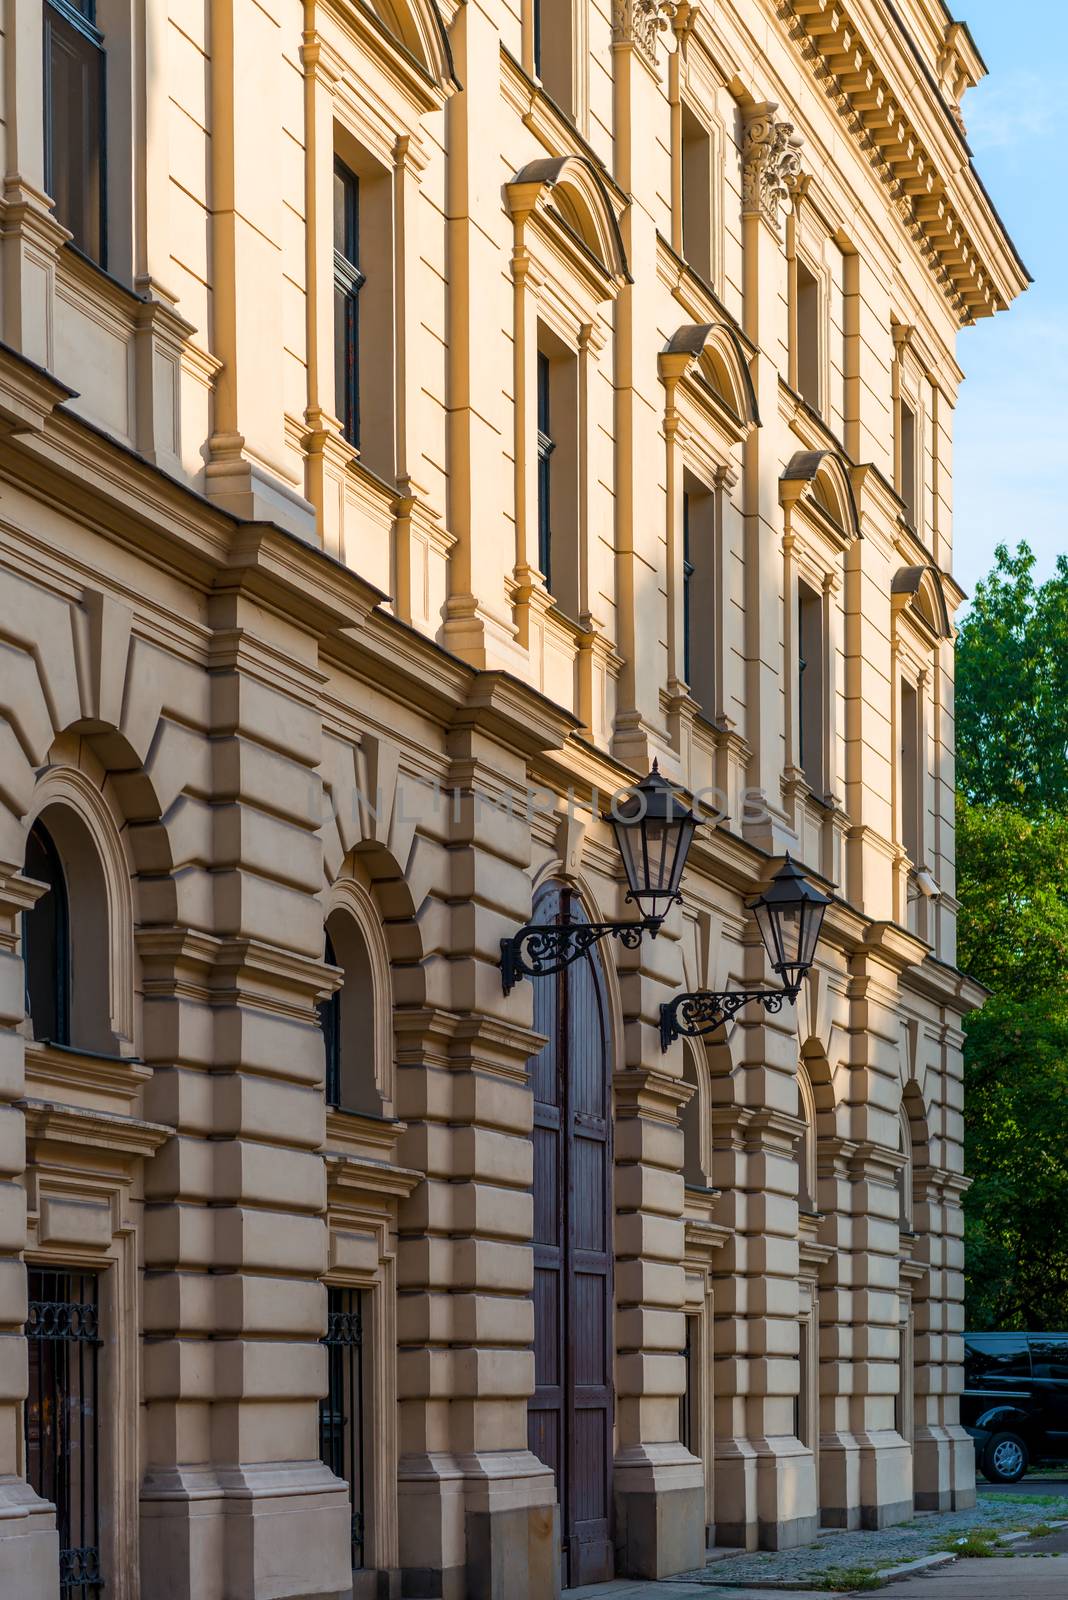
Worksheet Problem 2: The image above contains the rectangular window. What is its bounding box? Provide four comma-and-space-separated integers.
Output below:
320, 1286, 366, 1572
798, 580, 824, 789
537, 350, 554, 588
26, 1268, 102, 1598
44, 0, 106, 266
533, 0, 575, 115
681, 103, 713, 285
899, 399, 917, 527
681, 475, 717, 714
334, 159, 364, 449
900, 678, 921, 863
795, 258, 821, 411
535, 330, 579, 618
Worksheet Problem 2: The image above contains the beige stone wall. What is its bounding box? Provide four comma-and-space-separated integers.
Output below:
0, 0, 1022, 1594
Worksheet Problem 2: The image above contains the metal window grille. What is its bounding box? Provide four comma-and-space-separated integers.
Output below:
333, 160, 364, 448
320, 1286, 366, 1570
25, 1269, 102, 1598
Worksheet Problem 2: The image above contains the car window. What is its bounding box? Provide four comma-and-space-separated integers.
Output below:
965, 1337, 1031, 1380
1030, 1338, 1068, 1381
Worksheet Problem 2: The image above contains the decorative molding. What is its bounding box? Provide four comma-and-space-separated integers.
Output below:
612, 0, 687, 67
741, 103, 804, 228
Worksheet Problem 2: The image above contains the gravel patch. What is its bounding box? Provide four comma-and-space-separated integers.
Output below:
672, 1493, 1068, 1588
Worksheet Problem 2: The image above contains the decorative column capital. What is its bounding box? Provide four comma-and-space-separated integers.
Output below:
612, 0, 688, 66
741, 102, 804, 228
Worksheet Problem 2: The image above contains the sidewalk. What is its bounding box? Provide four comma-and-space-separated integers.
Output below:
563, 1489, 1068, 1597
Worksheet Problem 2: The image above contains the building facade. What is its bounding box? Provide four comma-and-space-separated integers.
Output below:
0, 0, 1025, 1596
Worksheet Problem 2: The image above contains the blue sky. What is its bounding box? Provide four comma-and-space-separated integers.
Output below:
951, 1, 1068, 598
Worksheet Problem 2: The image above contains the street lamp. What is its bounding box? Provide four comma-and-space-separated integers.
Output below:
659, 855, 830, 1050
501, 763, 700, 994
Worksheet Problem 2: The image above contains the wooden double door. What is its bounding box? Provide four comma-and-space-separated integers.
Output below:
527, 886, 615, 1587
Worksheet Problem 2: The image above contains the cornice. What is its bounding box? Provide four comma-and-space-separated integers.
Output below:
324, 1149, 422, 1201
451, 669, 582, 760
21, 1097, 172, 1161
780, 0, 1028, 322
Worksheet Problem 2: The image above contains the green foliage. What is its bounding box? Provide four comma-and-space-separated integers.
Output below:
816, 1568, 885, 1592
956, 542, 1068, 815
933, 1530, 1002, 1558
956, 543, 1068, 1330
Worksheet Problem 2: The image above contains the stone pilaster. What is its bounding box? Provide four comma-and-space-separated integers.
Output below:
0, 870, 58, 1595
138, 589, 349, 1600
613, 1049, 704, 1579
393, 687, 565, 1600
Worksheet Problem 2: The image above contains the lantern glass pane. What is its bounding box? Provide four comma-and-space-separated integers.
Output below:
797, 899, 826, 970
613, 815, 644, 898
667, 818, 696, 896
753, 898, 783, 971
643, 819, 671, 892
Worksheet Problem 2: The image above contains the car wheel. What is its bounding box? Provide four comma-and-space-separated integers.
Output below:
981, 1431, 1029, 1484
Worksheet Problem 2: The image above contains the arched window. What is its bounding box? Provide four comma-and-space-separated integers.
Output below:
897, 1105, 914, 1232
320, 910, 378, 1115
23, 819, 70, 1046
797, 1067, 817, 1214
681, 1043, 710, 1188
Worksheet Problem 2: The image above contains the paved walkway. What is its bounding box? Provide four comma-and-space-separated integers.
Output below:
884, 1553, 1068, 1597
562, 1489, 1068, 1597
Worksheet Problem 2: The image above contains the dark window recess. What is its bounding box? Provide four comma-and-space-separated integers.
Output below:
680, 1315, 694, 1453
320, 929, 341, 1108
320, 1287, 366, 1571
798, 581, 823, 786
26, 1269, 102, 1599
899, 399, 917, 527
23, 819, 71, 1046
537, 350, 555, 588
533, 0, 543, 76
44, 0, 106, 266
796, 258, 820, 410
682, 490, 695, 686
334, 160, 364, 448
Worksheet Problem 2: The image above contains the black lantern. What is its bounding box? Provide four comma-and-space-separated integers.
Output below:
501, 762, 700, 994
747, 854, 830, 999
660, 854, 831, 1049
611, 762, 699, 924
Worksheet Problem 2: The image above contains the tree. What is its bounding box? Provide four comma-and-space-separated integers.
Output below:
956, 544, 1068, 1330
956, 542, 1068, 815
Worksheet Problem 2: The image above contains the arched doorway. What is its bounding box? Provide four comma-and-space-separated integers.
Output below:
527, 884, 614, 1587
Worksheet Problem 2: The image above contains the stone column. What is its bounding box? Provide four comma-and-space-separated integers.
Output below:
0, 869, 58, 1595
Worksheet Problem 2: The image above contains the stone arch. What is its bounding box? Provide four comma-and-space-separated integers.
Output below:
899, 1078, 931, 1226
528, 858, 626, 1067
24, 750, 139, 1054
368, 0, 458, 89
661, 322, 760, 431
507, 155, 629, 283
796, 1062, 818, 1212
780, 448, 860, 542
799, 1037, 838, 1141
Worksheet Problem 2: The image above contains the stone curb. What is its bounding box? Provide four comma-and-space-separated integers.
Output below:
874, 1551, 956, 1583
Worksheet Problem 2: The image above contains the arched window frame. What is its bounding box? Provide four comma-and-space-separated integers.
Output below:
898, 1103, 915, 1233
22, 766, 137, 1056
797, 1065, 818, 1215
23, 818, 71, 1047
321, 875, 395, 1118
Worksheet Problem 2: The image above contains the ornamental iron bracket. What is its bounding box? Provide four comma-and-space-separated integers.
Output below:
501, 914, 665, 995
659, 982, 801, 1052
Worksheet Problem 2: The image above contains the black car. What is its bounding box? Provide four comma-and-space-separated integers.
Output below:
962, 1331, 1068, 1482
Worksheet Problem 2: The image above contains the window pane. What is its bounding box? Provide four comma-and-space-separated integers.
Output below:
23, 820, 70, 1045
45, 4, 105, 265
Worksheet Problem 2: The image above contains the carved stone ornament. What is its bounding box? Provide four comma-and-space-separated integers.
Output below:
612, 0, 686, 66
742, 103, 805, 226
